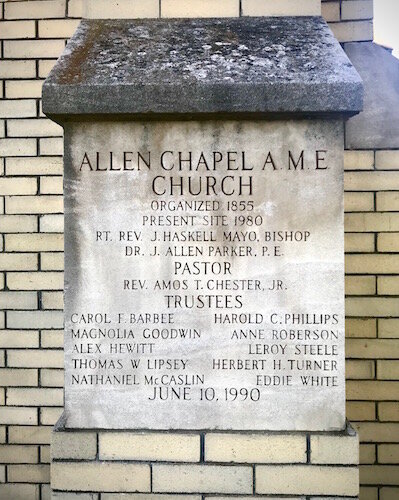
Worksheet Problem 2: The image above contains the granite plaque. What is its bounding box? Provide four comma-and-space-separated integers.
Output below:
64, 118, 345, 431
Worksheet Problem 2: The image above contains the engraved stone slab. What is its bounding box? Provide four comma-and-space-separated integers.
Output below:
64, 118, 345, 431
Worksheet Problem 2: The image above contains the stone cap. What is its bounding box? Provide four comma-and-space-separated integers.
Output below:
42, 16, 363, 120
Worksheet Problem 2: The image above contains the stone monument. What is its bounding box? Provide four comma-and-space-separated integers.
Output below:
43, 15, 363, 498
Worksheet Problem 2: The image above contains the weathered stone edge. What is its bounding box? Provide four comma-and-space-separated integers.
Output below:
43, 80, 363, 119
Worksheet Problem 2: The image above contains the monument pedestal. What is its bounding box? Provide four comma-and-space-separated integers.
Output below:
43, 16, 363, 499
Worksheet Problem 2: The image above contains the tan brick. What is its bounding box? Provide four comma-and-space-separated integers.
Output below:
40, 445, 50, 464
378, 233, 399, 252
9, 426, 52, 445
360, 465, 399, 485
0, 427, 5, 443
360, 486, 378, 500
7, 118, 62, 138
0, 368, 38, 387
8, 311, 63, 330
40, 176, 63, 195
42, 291, 63, 309
0, 99, 36, 118
0, 60, 36, 79
0, 177, 37, 196
205, 433, 306, 464
7, 349, 63, 368
321, 1, 340, 22
346, 254, 399, 274
346, 297, 399, 317
345, 171, 399, 191
41, 329, 63, 348
0, 138, 37, 157
0, 466, 6, 483
39, 59, 58, 79
378, 444, 399, 464
345, 275, 375, 295
40, 368, 63, 386
7, 272, 63, 290
377, 192, 399, 212
341, 0, 373, 20
242, 0, 320, 16
380, 487, 399, 500
0, 20, 36, 39
255, 465, 358, 496
376, 150, 399, 170
100, 432, 200, 462
161, 0, 239, 18
0, 253, 37, 271
347, 381, 399, 401
345, 233, 375, 252
310, 433, 359, 464
4, 39, 65, 59
204, 498, 300, 500
377, 360, 399, 380
8, 464, 50, 483
6, 156, 63, 176
347, 339, 399, 359
346, 213, 399, 232
102, 496, 199, 500
379, 319, 399, 339
5, 233, 63, 252
0, 407, 38, 425
52, 462, 151, 492
41, 252, 64, 271
0, 214, 37, 232
378, 276, 399, 295
6, 80, 44, 99
153, 464, 252, 494
360, 443, 376, 464
40, 484, 51, 500
346, 360, 375, 379
8, 387, 63, 406
5, 0, 66, 20
344, 192, 374, 211
346, 318, 376, 338
0, 330, 39, 348
52, 431, 97, 459
0, 484, 39, 500
329, 20, 373, 42
84, 0, 158, 18
379, 403, 399, 422
39, 19, 80, 38
40, 137, 63, 155
0, 445, 38, 464
40, 214, 64, 232
0, 291, 37, 309
40, 407, 63, 426
68, 0, 84, 17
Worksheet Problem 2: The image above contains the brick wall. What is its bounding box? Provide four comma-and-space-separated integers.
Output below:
49, 426, 359, 497
2, 1, 397, 500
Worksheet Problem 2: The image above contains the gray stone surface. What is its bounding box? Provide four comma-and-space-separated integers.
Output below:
63, 118, 345, 431
42, 17, 362, 118
345, 42, 399, 149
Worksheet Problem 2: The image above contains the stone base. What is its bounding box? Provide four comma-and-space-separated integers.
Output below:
51, 416, 359, 499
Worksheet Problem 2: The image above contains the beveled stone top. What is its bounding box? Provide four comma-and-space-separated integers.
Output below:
42, 16, 363, 119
